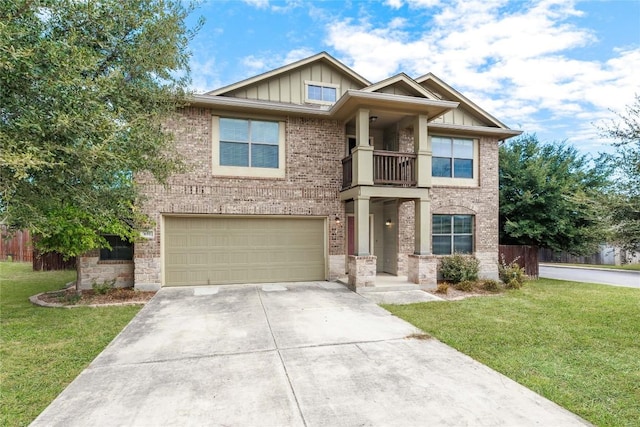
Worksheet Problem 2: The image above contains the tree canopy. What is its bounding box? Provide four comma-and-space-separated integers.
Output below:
499, 134, 610, 255
599, 95, 640, 254
0, 0, 201, 257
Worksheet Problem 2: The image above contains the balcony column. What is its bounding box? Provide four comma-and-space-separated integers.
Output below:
352, 108, 374, 186
414, 114, 431, 188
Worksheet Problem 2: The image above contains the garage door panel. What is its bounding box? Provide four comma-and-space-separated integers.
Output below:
164, 217, 325, 286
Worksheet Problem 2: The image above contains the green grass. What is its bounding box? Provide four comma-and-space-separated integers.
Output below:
0, 262, 142, 427
384, 279, 640, 427
543, 262, 640, 271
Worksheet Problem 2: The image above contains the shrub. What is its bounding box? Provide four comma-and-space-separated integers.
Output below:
439, 254, 480, 284
92, 279, 116, 295
482, 279, 501, 292
456, 280, 475, 292
435, 282, 449, 294
498, 255, 527, 289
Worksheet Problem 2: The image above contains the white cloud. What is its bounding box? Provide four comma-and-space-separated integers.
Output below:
189, 57, 222, 93
242, 0, 269, 9
323, 0, 640, 151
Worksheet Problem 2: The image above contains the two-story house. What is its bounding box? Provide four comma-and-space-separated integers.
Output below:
77, 52, 521, 291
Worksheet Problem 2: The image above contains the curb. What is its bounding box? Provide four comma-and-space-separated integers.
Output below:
29, 290, 152, 309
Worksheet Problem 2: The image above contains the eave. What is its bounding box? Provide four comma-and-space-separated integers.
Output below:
427, 122, 522, 140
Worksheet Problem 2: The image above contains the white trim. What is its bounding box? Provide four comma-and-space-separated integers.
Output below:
304, 80, 340, 105
211, 116, 286, 179
430, 136, 480, 187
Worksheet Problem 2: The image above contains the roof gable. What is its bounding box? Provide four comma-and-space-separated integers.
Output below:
415, 73, 510, 129
209, 52, 370, 97
362, 73, 440, 99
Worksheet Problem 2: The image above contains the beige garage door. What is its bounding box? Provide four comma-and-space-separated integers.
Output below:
164, 216, 326, 286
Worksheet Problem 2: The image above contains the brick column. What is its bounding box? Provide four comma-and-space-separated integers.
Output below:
347, 255, 377, 291
408, 254, 438, 287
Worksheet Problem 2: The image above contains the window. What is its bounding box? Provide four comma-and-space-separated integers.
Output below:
100, 235, 133, 261
305, 81, 339, 105
432, 137, 474, 178
220, 118, 279, 168
432, 215, 473, 255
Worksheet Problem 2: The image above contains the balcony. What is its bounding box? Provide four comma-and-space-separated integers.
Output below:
342, 150, 416, 189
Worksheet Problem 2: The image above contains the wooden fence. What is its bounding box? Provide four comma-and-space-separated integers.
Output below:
499, 245, 539, 278
0, 227, 33, 262
32, 251, 76, 271
1, 226, 75, 270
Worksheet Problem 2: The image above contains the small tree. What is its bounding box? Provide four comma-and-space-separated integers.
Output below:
499, 134, 611, 255
599, 95, 640, 255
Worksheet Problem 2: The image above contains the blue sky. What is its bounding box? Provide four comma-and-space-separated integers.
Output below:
185, 0, 640, 155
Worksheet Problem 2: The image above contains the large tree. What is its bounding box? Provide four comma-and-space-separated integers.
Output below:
0, 0, 200, 257
599, 95, 640, 254
499, 134, 610, 255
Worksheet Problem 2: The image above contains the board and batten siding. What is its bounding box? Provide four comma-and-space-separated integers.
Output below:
225, 62, 364, 104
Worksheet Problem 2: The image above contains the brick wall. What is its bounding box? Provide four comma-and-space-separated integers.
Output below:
134, 108, 347, 287
397, 135, 500, 280
78, 250, 134, 289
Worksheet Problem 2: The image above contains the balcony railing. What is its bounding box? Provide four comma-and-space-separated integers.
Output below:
373, 150, 416, 186
342, 150, 417, 189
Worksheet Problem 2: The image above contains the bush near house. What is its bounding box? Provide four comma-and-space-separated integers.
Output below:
439, 254, 480, 284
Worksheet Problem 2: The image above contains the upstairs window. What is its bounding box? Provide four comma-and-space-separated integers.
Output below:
220, 118, 279, 168
432, 215, 474, 255
305, 81, 339, 105
432, 137, 474, 178
100, 235, 133, 261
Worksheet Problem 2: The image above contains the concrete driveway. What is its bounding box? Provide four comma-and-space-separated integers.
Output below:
32, 282, 588, 426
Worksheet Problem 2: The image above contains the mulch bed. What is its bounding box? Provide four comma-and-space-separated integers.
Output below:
34, 287, 156, 307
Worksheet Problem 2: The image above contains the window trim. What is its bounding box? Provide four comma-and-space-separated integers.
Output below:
430, 135, 479, 187
432, 214, 474, 255
212, 115, 286, 178
304, 80, 340, 105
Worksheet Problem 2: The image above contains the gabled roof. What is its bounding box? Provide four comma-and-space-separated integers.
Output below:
208, 51, 371, 96
362, 73, 440, 99
415, 72, 511, 129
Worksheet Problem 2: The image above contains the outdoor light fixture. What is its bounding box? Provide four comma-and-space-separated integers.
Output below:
369, 116, 378, 123
385, 218, 392, 226
335, 216, 341, 225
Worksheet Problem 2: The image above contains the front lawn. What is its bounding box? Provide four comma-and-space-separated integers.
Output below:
384, 279, 640, 427
0, 262, 142, 426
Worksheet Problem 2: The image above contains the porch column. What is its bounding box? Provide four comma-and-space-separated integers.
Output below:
354, 196, 370, 255
414, 114, 431, 188
414, 197, 431, 255
348, 195, 376, 290
409, 197, 437, 286
352, 108, 374, 186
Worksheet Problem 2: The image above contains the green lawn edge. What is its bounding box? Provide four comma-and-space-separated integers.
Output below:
0, 262, 142, 426
383, 279, 640, 427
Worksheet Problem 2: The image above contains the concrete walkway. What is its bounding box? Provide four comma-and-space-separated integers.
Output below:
32, 282, 589, 426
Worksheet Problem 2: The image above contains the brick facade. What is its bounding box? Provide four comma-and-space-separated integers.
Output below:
133, 109, 347, 289
79, 57, 513, 290
84, 106, 502, 289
